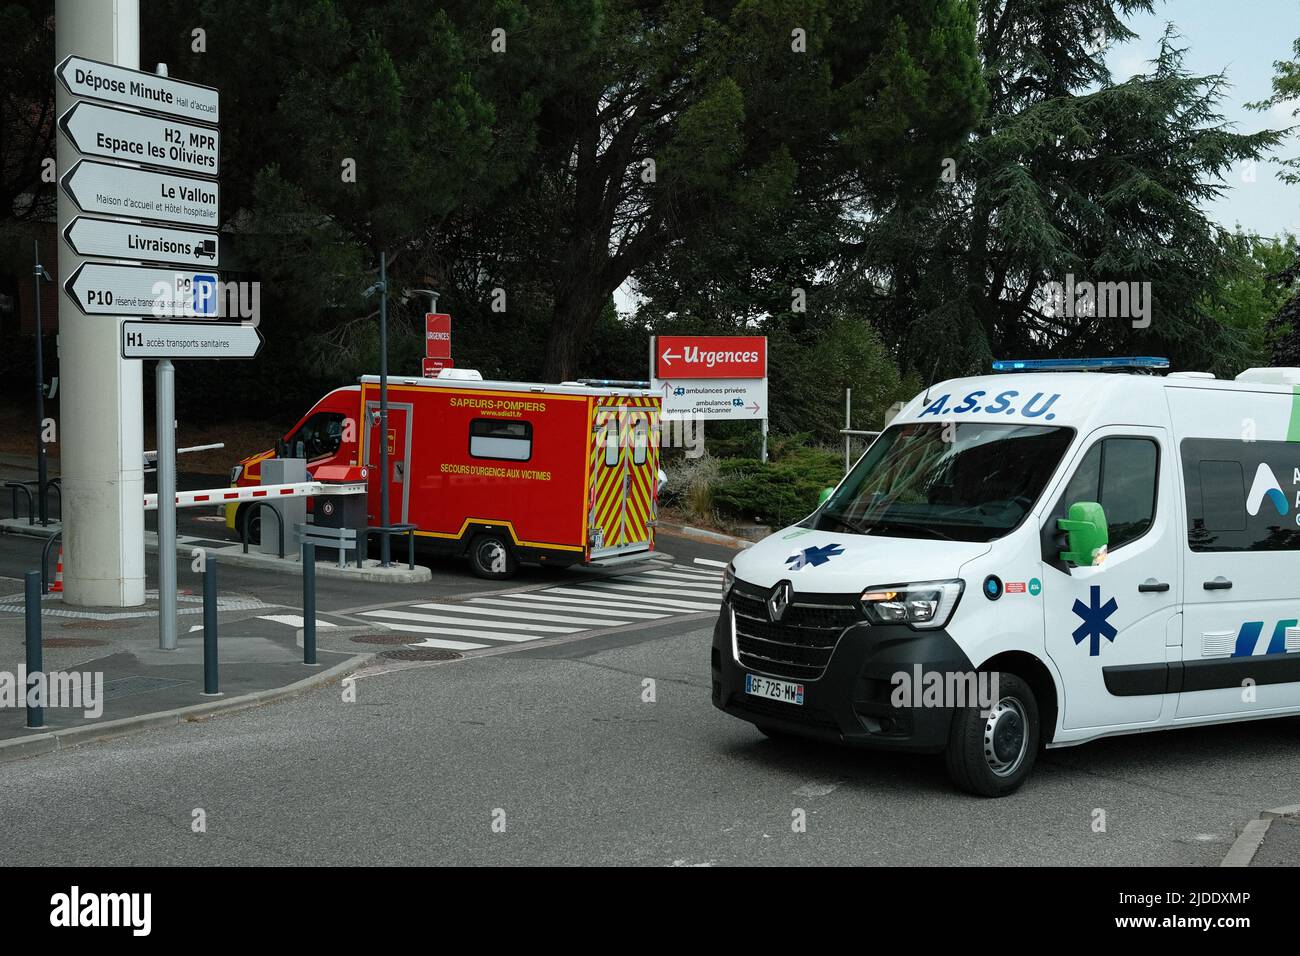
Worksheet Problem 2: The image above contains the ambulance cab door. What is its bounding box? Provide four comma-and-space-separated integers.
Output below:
1040, 427, 1180, 731
364, 400, 413, 525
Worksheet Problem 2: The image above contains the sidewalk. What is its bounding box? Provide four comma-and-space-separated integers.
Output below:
0, 585, 366, 755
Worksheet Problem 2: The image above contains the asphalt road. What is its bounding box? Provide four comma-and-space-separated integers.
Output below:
3, 603, 1299, 865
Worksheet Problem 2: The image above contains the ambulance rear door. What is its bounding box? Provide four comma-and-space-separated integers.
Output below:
589, 400, 658, 558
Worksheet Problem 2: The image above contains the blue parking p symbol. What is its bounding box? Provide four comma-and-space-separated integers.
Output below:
193, 274, 217, 317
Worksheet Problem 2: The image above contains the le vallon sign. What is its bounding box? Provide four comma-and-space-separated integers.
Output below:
59, 101, 219, 176
654, 335, 766, 379
56, 55, 220, 124
60, 159, 219, 229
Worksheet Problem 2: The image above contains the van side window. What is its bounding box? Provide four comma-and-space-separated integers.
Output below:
631, 416, 648, 465
1181, 438, 1300, 551
1049, 437, 1159, 552
469, 418, 532, 462
290, 412, 345, 460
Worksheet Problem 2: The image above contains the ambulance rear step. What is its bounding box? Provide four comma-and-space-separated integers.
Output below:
586, 546, 659, 568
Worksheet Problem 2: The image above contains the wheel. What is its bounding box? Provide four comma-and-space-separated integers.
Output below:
945, 672, 1040, 797
235, 503, 261, 545
468, 533, 518, 579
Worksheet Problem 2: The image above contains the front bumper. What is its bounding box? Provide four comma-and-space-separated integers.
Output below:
710, 604, 973, 753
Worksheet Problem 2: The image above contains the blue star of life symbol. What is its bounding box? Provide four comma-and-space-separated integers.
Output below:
1071, 585, 1118, 656
785, 543, 844, 571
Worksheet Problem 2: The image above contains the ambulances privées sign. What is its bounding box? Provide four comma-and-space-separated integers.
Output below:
654, 335, 766, 379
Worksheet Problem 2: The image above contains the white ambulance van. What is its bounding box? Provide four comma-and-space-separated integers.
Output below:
711, 357, 1300, 795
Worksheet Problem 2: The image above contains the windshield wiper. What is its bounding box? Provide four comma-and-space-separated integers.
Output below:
868, 521, 956, 541
822, 512, 869, 535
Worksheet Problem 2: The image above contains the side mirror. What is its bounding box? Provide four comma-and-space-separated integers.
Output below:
817, 487, 834, 506
1058, 501, 1109, 567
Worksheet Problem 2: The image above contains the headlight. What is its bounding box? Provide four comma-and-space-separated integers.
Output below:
860, 580, 964, 629
721, 562, 735, 601
229, 465, 243, 484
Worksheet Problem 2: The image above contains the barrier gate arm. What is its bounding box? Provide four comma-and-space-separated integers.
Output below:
143, 481, 366, 511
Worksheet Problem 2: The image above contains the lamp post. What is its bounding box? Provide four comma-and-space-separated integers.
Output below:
363, 252, 391, 567
32, 242, 52, 526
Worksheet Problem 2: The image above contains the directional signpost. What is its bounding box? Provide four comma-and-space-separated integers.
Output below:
55, 44, 232, 644
650, 334, 770, 460
61, 159, 219, 229
121, 320, 261, 360
64, 262, 219, 317
56, 54, 219, 123
63, 216, 219, 267
59, 100, 219, 176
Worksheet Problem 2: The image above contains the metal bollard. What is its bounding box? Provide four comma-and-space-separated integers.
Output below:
203, 558, 219, 695
302, 541, 317, 665
24, 570, 43, 729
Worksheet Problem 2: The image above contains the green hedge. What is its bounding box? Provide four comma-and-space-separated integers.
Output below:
711, 445, 843, 528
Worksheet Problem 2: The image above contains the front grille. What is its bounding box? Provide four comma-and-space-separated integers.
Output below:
730, 580, 862, 681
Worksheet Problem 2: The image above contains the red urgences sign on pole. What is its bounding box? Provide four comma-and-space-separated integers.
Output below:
425, 313, 451, 359
655, 335, 766, 379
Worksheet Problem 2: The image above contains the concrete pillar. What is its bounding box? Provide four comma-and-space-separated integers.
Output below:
55, 0, 146, 607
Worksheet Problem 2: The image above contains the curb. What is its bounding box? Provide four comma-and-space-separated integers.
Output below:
656, 521, 754, 551
0, 652, 371, 765
1220, 803, 1300, 866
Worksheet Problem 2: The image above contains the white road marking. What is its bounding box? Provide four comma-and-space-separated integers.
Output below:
617, 573, 719, 591
366, 619, 543, 643
412, 602, 626, 627
493, 590, 686, 613
640, 568, 723, 583
693, 557, 729, 569
258, 614, 337, 628
411, 637, 489, 651
469, 597, 667, 620
573, 581, 720, 609
362, 608, 582, 634
553, 582, 717, 613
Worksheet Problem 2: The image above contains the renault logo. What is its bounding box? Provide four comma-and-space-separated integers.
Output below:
767, 581, 792, 622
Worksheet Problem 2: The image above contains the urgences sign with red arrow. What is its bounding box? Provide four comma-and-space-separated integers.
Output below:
655, 335, 766, 379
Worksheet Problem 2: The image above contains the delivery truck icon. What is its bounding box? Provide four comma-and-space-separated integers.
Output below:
195, 238, 217, 261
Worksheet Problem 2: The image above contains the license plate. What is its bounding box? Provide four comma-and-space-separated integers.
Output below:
744, 673, 804, 705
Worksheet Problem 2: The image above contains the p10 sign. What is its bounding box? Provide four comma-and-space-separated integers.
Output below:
655, 335, 766, 379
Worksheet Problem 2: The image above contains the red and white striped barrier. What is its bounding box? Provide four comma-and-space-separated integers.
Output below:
143, 481, 365, 512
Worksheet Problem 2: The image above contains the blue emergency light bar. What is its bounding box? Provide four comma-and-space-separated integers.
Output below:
991, 356, 1170, 373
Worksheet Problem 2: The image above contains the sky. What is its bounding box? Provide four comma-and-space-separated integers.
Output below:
1109, 0, 1299, 238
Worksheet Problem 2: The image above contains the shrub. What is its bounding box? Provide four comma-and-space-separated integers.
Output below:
711, 445, 842, 528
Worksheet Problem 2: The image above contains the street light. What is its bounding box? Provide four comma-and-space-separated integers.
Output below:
32, 243, 53, 526
361, 252, 392, 567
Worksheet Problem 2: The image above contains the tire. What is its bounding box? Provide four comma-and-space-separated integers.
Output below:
235, 503, 261, 545
468, 533, 518, 579
945, 672, 1040, 797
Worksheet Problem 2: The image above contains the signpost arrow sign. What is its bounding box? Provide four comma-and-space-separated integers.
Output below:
56, 55, 219, 124
61, 159, 219, 229
64, 216, 219, 268
59, 101, 219, 176
121, 320, 262, 360
64, 262, 221, 317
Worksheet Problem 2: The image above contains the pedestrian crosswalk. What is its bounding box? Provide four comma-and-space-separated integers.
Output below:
358, 561, 723, 651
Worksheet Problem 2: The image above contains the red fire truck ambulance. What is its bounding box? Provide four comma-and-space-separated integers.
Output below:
228, 370, 662, 577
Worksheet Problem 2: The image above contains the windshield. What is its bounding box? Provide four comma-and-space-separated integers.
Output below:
812, 422, 1075, 543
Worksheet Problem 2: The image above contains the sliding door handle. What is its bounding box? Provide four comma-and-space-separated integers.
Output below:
1138, 580, 1170, 593
1203, 577, 1233, 591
